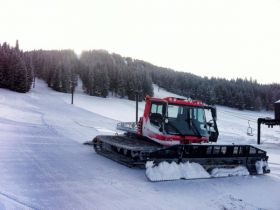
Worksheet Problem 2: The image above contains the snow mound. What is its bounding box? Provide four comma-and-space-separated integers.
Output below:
211, 166, 249, 177
255, 160, 270, 174
145, 161, 210, 181
146, 161, 253, 181
212, 194, 263, 210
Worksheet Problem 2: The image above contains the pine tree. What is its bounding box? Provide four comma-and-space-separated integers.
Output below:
11, 52, 29, 93
0, 44, 5, 87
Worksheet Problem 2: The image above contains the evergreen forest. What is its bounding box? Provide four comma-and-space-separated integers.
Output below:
1, 41, 280, 111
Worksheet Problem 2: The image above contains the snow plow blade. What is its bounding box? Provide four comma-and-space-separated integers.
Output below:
93, 135, 270, 181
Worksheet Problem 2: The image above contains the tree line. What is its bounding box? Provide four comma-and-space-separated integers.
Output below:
79, 50, 153, 100
28, 49, 78, 93
1, 41, 280, 110
0, 41, 33, 93
149, 66, 280, 110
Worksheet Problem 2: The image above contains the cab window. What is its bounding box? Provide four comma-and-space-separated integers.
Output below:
150, 102, 165, 126
151, 103, 163, 115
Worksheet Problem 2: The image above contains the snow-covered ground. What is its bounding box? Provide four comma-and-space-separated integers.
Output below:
0, 79, 280, 210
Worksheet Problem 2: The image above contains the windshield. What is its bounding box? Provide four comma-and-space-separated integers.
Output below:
165, 104, 208, 136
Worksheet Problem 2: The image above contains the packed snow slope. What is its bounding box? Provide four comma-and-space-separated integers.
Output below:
0, 79, 280, 210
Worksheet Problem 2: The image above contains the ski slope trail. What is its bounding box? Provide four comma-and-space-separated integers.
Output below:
0, 80, 280, 210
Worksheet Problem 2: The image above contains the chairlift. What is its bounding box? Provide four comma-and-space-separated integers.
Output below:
247, 120, 253, 136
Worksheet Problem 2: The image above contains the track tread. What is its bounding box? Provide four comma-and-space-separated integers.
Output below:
93, 135, 270, 176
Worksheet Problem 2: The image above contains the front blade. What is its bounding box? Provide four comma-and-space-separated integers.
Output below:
145, 161, 210, 181
145, 161, 261, 181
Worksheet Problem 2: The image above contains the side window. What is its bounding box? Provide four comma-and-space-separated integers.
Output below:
150, 103, 163, 115
150, 102, 164, 126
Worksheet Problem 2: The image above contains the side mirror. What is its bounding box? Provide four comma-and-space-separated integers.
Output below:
207, 121, 214, 127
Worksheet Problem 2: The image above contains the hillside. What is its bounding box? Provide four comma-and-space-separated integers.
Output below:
0, 79, 280, 210
2, 42, 280, 111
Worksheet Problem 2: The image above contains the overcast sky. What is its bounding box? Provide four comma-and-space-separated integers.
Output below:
1, 0, 280, 84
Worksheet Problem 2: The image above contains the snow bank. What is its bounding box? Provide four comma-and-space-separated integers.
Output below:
145, 161, 210, 181
146, 161, 253, 181
211, 166, 249, 177
255, 160, 270, 174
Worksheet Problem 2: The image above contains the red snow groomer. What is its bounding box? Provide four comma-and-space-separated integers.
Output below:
93, 96, 270, 181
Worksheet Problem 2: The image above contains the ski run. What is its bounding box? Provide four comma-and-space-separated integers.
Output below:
0, 79, 280, 210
